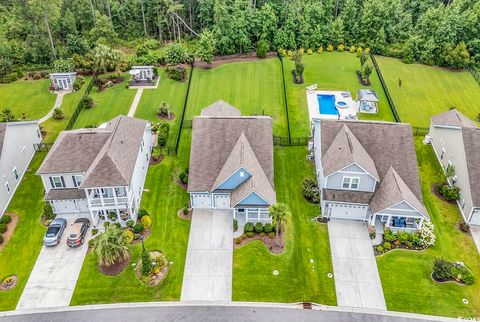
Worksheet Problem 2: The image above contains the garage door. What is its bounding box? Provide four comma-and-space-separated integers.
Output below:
328, 203, 367, 221
52, 200, 77, 215
214, 194, 230, 209
470, 209, 480, 226
192, 194, 211, 208
77, 199, 89, 213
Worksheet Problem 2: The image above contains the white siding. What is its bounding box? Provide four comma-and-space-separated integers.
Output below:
41, 172, 85, 192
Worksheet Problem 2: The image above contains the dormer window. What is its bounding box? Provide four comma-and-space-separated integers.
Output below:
342, 176, 360, 190
240, 171, 245, 178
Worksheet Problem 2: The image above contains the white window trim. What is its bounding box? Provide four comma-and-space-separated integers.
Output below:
342, 176, 360, 190
73, 175, 83, 187
51, 176, 64, 189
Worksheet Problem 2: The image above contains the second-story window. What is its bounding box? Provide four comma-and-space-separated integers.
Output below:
50, 176, 65, 188
115, 187, 127, 197
13, 168, 19, 181
342, 177, 360, 190
72, 175, 83, 187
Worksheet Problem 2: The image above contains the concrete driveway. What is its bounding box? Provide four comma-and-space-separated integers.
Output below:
328, 219, 386, 310
16, 216, 91, 310
181, 209, 233, 302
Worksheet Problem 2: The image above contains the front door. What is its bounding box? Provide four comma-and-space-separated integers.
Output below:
214, 194, 231, 209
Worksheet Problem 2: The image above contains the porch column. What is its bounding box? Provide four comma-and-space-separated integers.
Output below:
257, 209, 260, 222
99, 189, 105, 206
370, 214, 376, 227
233, 209, 237, 220
417, 218, 424, 229
89, 209, 97, 228
385, 215, 392, 228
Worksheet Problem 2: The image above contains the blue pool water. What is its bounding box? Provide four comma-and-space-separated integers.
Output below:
317, 94, 339, 115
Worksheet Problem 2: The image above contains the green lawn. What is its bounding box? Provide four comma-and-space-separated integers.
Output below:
376, 56, 480, 127
185, 58, 288, 137
134, 68, 190, 147
377, 137, 480, 318
284, 52, 396, 138
73, 73, 136, 128
0, 79, 56, 120
70, 155, 191, 305
232, 146, 336, 305
41, 77, 92, 144
0, 153, 47, 311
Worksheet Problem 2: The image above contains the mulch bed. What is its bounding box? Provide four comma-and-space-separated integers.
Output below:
135, 251, 169, 286
195, 52, 277, 69
0, 275, 18, 291
177, 208, 192, 220
355, 70, 371, 86
149, 155, 164, 166
374, 243, 427, 256
291, 70, 304, 84
98, 252, 131, 276
431, 183, 456, 204
431, 272, 466, 286
456, 220, 472, 235
131, 228, 152, 244
234, 231, 285, 254
0, 213, 18, 251
41, 130, 48, 138
177, 179, 188, 190
156, 112, 176, 121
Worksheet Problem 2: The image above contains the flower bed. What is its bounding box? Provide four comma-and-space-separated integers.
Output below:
98, 252, 131, 276
0, 275, 18, 291
135, 250, 169, 286
432, 258, 475, 285
0, 213, 18, 251
234, 222, 284, 254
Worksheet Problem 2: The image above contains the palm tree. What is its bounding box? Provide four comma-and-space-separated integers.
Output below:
445, 163, 455, 180
94, 225, 129, 267
268, 203, 291, 246
91, 44, 124, 75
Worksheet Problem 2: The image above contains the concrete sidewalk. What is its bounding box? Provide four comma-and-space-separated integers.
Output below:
38, 93, 65, 124
127, 88, 143, 117
181, 209, 233, 302
471, 226, 480, 255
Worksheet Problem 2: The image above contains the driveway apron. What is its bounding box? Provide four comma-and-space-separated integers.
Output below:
16, 216, 91, 310
181, 209, 233, 302
328, 219, 387, 310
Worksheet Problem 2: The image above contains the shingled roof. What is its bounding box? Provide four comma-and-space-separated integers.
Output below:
38, 116, 148, 188
431, 109, 477, 128
461, 127, 480, 206
201, 100, 242, 117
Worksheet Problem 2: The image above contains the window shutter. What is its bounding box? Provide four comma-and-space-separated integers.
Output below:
60, 176, 65, 188
49, 177, 55, 189
72, 176, 77, 187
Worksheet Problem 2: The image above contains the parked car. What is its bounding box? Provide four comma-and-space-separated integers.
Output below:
43, 218, 67, 246
67, 218, 91, 248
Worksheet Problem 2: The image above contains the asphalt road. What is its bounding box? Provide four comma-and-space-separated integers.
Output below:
0, 305, 453, 322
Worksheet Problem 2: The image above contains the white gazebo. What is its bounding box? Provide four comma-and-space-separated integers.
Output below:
129, 66, 154, 81
357, 89, 379, 114
50, 72, 77, 91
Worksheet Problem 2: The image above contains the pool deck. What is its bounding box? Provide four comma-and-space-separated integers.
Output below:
307, 90, 358, 122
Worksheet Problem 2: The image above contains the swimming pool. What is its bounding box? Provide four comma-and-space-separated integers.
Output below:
317, 94, 339, 115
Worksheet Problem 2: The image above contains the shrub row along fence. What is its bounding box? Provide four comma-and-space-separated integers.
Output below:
273, 136, 309, 146
277, 53, 292, 144
174, 59, 195, 155
370, 54, 402, 123
64, 74, 97, 131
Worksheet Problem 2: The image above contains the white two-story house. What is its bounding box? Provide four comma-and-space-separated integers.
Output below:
311, 119, 429, 232
0, 121, 42, 218
37, 116, 152, 227
427, 109, 480, 226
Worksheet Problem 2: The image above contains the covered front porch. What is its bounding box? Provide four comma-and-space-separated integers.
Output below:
370, 213, 424, 233
90, 206, 135, 228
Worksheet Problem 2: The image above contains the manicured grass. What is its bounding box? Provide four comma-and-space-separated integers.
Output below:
284, 52, 396, 138
232, 146, 336, 305
134, 68, 190, 147
73, 73, 136, 128
185, 58, 288, 137
41, 77, 92, 144
376, 56, 480, 127
0, 79, 56, 120
377, 137, 480, 318
0, 153, 47, 311
70, 155, 191, 305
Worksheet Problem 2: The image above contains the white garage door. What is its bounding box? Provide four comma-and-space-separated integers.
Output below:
52, 200, 77, 215
470, 209, 480, 226
214, 194, 231, 209
328, 203, 367, 221
77, 199, 89, 213
192, 194, 211, 208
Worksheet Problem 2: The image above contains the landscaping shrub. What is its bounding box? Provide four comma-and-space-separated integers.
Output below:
459, 221, 470, 233
124, 230, 134, 243
268, 231, 275, 239
44, 202, 55, 221
246, 231, 254, 237
158, 102, 170, 116
410, 232, 420, 246
126, 219, 135, 228
0, 215, 11, 224
350, 45, 356, 53
151, 146, 161, 160
337, 44, 345, 52
166, 65, 187, 81
183, 204, 189, 215
437, 183, 460, 201
419, 221, 436, 247
397, 232, 409, 244
306, 48, 313, 55
365, 48, 371, 54
141, 248, 153, 276
235, 237, 241, 245
81, 95, 95, 109
244, 222, 254, 233
138, 208, 149, 219
383, 229, 396, 242
256, 39, 268, 58
32, 73, 41, 80
233, 219, 238, 231
141, 215, 152, 229
134, 222, 145, 234
0, 235, 3, 245
254, 222, 264, 233
383, 242, 391, 250
302, 177, 320, 203
292, 50, 304, 84
157, 122, 170, 146
433, 258, 452, 281
179, 171, 188, 184
356, 47, 363, 55
278, 48, 287, 57
376, 245, 384, 252
264, 223, 273, 233
92, 229, 99, 236
0, 223, 7, 234
165, 43, 189, 65
327, 44, 334, 52
52, 108, 65, 120
73, 79, 83, 91
433, 258, 475, 285
0, 73, 18, 83
317, 46, 323, 54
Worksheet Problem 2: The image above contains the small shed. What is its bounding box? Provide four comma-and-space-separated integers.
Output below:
50, 72, 77, 91
357, 89, 379, 114
129, 66, 154, 81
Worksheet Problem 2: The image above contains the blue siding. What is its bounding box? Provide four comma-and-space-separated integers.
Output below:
216, 168, 251, 189
237, 192, 269, 206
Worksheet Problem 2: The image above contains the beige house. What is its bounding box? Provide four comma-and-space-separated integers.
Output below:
427, 109, 480, 226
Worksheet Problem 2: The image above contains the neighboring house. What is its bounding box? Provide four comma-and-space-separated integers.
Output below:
37, 116, 153, 227
0, 122, 42, 218
312, 119, 429, 232
50, 72, 77, 91
427, 109, 480, 225
187, 100, 276, 223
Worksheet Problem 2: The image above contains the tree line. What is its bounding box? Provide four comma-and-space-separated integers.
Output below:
1, 0, 479, 74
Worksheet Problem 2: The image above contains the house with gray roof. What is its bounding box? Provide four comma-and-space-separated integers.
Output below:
188, 101, 275, 223
312, 119, 429, 232
0, 121, 42, 219
37, 116, 153, 227
427, 109, 480, 225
